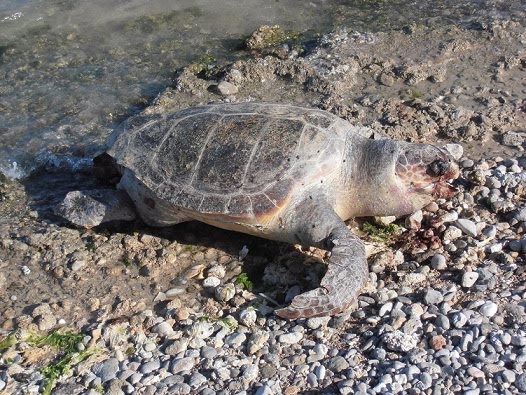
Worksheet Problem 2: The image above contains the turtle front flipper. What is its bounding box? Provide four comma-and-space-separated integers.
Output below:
275, 203, 368, 319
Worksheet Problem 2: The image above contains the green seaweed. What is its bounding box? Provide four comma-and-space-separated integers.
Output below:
362, 222, 401, 244
234, 272, 253, 291
0, 331, 17, 352
8, 329, 96, 395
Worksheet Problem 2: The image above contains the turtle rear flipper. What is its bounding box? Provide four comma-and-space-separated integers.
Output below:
55, 189, 136, 228
275, 201, 368, 319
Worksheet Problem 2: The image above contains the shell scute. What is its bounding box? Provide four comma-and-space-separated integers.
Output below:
243, 118, 304, 192
173, 189, 203, 211
303, 110, 334, 129
199, 194, 227, 214
227, 195, 253, 216
194, 114, 267, 192
156, 113, 222, 185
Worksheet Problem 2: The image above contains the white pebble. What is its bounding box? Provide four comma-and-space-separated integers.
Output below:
430, 254, 447, 270
462, 271, 479, 288
443, 226, 462, 241
479, 301, 498, 317
279, 332, 303, 344
455, 219, 478, 237
203, 276, 221, 288
239, 309, 257, 326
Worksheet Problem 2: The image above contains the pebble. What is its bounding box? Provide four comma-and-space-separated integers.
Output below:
444, 143, 464, 160
451, 312, 468, 328
93, 358, 119, 382
455, 219, 478, 237
241, 364, 259, 382
443, 226, 462, 241
170, 357, 196, 374
325, 356, 349, 373
225, 332, 247, 348
461, 271, 479, 288
203, 276, 221, 288
255, 385, 273, 395
152, 321, 173, 337
140, 360, 160, 374
189, 372, 207, 387
215, 283, 235, 302
279, 332, 303, 344
479, 301, 498, 317
430, 254, 447, 270
217, 81, 239, 96
382, 331, 418, 352
424, 288, 444, 305
239, 309, 257, 326
305, 316, 330, 329
247, 331, 269, 354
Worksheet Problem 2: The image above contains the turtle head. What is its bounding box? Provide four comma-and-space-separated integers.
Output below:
394, 143, 460, 212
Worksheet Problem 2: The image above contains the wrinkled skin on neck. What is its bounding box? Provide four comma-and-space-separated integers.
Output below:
346, 139, 460, 218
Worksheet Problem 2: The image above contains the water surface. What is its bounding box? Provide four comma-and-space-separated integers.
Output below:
0, 0, 524, 178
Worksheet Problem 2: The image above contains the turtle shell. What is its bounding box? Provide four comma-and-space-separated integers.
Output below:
107, 103, 348, 218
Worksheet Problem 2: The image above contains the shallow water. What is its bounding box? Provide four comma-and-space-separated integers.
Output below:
0, 0, 524, 178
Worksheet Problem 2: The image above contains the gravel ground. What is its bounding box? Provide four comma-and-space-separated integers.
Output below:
1, 16, 526, 395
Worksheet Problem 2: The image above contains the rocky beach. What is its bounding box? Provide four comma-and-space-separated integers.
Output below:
1, 10, 526, 395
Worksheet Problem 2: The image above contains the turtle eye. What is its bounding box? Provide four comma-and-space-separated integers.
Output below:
427, 159, 448, 177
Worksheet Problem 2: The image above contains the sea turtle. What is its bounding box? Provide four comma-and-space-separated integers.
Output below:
56, 102, 460, 319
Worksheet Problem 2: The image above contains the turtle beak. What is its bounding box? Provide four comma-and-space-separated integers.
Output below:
434, 181, 458, 198
433, 160, 460, 198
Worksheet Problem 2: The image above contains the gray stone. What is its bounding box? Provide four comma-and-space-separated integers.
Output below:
170, 357, 196, 374
502, 369, 516, 383
516, 373, 526, 391
512, 336, 526, 347
189, 372, 207, 387
200, 346, 218, 359
224, 332, 246, 348
279, 332, 303, 344
217, 81, 239, 96
70, 259, 86, 271
443, 226, 462, 241
255, 385, 273, 395
462, 271, 479, 288
502, 132, 524, 147
325, 356, 350, 373
305, 316, 330, 329
479, 301, 498, 317
314, 365, 326, 381
247, 331, 269, 354
430, 254, 447, 270
382, 331, 418, 352
455, 219, 478, 237
143, 342, 156, 352
128, 372, 142, 385
93, 358, 119, 382
203, 276, 221, 288
451, 312, 468, 328
511, 207, 526, 222
509, 239, 522, 252
239, 309, 257, 326
140, 359, 160, 374
152, 321, 173, 337
241, 364, 259, 382
424, 288, 444, 305
444, 144, 464, 160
